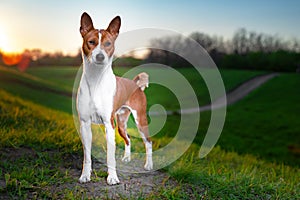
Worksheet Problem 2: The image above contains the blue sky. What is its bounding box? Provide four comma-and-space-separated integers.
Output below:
0, 0, 299, 54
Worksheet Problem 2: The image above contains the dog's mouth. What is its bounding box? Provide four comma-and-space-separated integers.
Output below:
94, 60, 104, 65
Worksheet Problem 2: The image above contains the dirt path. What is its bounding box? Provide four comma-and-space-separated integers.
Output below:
199, 73, 279, 112
0, 148, 203, 199
58, 161, 180, 199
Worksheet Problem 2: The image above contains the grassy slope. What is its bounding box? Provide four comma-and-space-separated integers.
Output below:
0, 66, 74, 114
218, 74, 300, 166
0, 89, 83, 198
168, 146, 300, 199
0, 88, 299, 199
0, 65, 299, 198
0, 89, 79, 150
170, 73, 300, 199
25, 66, 78, 92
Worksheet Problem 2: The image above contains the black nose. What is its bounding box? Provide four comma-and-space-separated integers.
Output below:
96, 53, 105, 62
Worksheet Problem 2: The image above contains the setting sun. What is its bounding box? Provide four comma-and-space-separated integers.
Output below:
0, 26, 12, 53
0, 25, 29, 70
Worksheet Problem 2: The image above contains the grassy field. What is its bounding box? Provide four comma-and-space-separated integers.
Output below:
0, 66, 73, 114
217, 74, 300, 166
0, 65, 299, 199
1, 65, 266, 113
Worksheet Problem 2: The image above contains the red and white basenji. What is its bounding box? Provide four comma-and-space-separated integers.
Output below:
77, 12, 153, 185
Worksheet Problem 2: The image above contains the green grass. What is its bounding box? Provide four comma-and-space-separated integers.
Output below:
113, 67, 266, 108
0, 65, 264, 114
1, 149, 76, 199
0, 66, 73, 113
167, 146, 299, 199
0, 65, 299, 199
0, 66, 73, 93
26, 66, 78, 92
0, 89, 79, 150
0, 89, 80, 198
217, 74, 300, 166
0, 89, 299, 199
218, 69, 268, 91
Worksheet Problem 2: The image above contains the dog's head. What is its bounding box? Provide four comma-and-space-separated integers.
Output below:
80, 12, 121, 65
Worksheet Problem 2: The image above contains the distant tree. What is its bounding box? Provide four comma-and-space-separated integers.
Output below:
190, 32, 213, 52
29, 49, 43, 61
230, 28, 295, 54
232, 28, 248, 54
146, 35, 190, 67
290, 38, 300, 52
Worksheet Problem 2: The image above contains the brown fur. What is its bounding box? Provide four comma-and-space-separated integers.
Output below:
112, 76, 150, 145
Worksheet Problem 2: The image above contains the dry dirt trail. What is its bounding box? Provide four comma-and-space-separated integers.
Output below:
199, 73, 279, 112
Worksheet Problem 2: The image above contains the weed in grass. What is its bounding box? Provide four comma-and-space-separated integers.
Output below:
92, 169, 108, 182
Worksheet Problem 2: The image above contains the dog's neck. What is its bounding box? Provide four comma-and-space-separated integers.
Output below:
82, 54, 115, 95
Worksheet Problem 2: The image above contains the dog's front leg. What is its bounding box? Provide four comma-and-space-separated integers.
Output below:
105, 123, 120, 185
79, 119, 92, 183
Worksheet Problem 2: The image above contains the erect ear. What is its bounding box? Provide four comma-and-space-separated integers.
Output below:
106, 16, 121, 37
80, 12, 94, 37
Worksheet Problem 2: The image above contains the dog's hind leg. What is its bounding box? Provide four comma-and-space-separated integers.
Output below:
116, 107, 131, 162
134, 108, 153, 171
128, 89, 153, 170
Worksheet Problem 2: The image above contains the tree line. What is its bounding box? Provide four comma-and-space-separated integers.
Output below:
1, 28, 300, 72
0, 49, 82, 68
0, 49, 141, 69
146, 28, 300, 72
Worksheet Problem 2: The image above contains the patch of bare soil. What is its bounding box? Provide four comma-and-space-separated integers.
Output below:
51, 157, 205, 199
0, 147, 204, 199
56, 164, 175, 199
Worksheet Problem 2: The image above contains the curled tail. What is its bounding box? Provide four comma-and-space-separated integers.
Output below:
133, 72, 149, 91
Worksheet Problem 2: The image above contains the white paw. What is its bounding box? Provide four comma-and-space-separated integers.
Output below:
79, 164, 91, 183
144, 160, 153, 171
122, 154, 131, 163
107, 173, 120, 185
79, 173, 91, 183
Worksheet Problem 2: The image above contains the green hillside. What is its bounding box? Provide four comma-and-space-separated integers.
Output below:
0, 65, 299, 199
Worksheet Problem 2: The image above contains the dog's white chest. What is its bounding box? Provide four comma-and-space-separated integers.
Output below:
78, 65, 116, 125
91, 78, 115, 124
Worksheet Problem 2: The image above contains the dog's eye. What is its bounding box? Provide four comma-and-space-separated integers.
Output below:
88, 40, 96, 45
104, 41, 111, 47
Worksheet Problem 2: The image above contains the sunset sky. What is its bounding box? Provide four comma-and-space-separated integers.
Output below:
0, 0, 299, 55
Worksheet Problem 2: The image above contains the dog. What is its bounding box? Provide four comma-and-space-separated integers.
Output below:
77, 12, 153, 185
